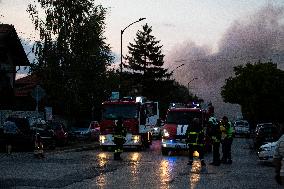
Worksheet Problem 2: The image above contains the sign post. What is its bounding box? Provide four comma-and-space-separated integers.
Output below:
31, 85, 46, 132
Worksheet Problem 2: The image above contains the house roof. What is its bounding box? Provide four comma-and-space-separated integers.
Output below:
15, 74, 39, 97
0, 24, 30, 66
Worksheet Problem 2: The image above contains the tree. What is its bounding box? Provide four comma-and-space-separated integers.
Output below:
123, 23, 198, 115
125, 23, 171, 97
221, 61, 284, 124
27, 0, 113, 118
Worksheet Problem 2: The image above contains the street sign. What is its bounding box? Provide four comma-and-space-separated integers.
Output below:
31, 85, 46, 102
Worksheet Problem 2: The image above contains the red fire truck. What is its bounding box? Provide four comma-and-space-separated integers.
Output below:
99, 96, 159, 150
161, 103, 208, 155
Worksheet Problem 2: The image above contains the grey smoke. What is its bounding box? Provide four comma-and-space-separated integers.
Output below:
165, 4, 284, 120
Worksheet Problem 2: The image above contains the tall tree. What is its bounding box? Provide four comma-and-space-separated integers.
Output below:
125, 23, 170, 96
221, 61, 284, 124
27, 0, 113, 118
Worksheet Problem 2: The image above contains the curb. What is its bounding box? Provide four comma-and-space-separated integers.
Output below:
46, 142, 100, 153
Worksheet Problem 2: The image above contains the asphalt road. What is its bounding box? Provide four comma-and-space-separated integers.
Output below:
0, 138, 282, 189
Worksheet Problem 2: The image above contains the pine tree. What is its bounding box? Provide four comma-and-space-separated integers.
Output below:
125, 24, 171, 89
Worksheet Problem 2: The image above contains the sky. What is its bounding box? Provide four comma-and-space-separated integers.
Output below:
1, 0, 281, 57
1, 0, 284, 119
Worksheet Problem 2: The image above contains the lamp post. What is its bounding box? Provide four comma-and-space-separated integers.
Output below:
170, 63, 185, 75
120, 18, 146, 75
187, 77, 198, 93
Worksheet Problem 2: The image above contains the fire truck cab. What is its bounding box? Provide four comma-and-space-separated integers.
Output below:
99, 96, 159, 150
161, 103, 206, 155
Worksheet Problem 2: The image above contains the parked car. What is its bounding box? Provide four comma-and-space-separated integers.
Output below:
2, 117, 34, 151
233, 120, 250, 137
254, 123, 280, 148
70, 120, 91, 141
255, 123, 274, 134
257, 141, 277, 162
49, 122, 68, 146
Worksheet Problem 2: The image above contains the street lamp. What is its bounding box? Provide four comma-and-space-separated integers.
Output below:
187, 77, 198, 93
170, 63, 185, 75
120, 18, 146, 74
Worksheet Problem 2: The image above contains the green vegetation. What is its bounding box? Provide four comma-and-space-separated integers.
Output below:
27, 2, 199, 119
221, 61, 284, 124
124, 23, 194, 116
27, 0, 113, 118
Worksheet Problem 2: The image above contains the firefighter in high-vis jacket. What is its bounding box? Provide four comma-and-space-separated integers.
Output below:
34, 133, 44, 159
113, 117, 127, 160
186, 118, 206, 166
220, 116, 233, 164
208, 116, 221, 166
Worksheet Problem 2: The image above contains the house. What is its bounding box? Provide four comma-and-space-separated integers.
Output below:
0, 24, 30, 109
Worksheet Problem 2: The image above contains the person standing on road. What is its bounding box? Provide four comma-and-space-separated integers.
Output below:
34, 133, 44, 159
220, 116, 233, 164
186, 117, 206, 166
113, 117, 127, 160
208, 115, 221, 166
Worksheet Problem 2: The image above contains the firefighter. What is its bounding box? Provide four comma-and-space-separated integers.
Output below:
113, 117, 127, 160
220, 116, 233, 164
208, 115, 221, 166
186, 117, 206, 166
34, 133, 44, 159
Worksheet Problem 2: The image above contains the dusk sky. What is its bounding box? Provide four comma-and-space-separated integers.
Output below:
1, 0, 284, 118
1, 0, 282, 60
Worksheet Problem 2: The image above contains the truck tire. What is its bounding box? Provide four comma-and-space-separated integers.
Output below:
161, 147, 169, 156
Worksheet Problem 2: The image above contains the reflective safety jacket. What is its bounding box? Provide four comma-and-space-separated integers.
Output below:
113, 119, 127, 145
186, 124, 204, 146
187, 131, 204, 146
220, 121, 233, 140
208, 116, 221, 143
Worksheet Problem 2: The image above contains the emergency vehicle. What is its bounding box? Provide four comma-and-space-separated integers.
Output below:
99, 96, 159, 150
161, 103, 207, 155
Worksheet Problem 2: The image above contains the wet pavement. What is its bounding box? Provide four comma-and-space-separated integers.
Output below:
0, 138, 282, 189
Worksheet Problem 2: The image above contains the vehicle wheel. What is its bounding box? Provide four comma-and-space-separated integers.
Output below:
161, 147, 169, 156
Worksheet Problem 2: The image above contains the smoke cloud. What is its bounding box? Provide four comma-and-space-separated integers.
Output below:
165, 4, 284, 119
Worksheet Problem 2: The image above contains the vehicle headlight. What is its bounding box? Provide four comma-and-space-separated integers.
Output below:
163, 129, 169, 137
132, 135, 141, 143
100, 135, 107, 143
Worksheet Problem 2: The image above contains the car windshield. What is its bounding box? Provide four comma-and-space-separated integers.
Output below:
166, 111, 202, 124
102, 104, 138, 119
